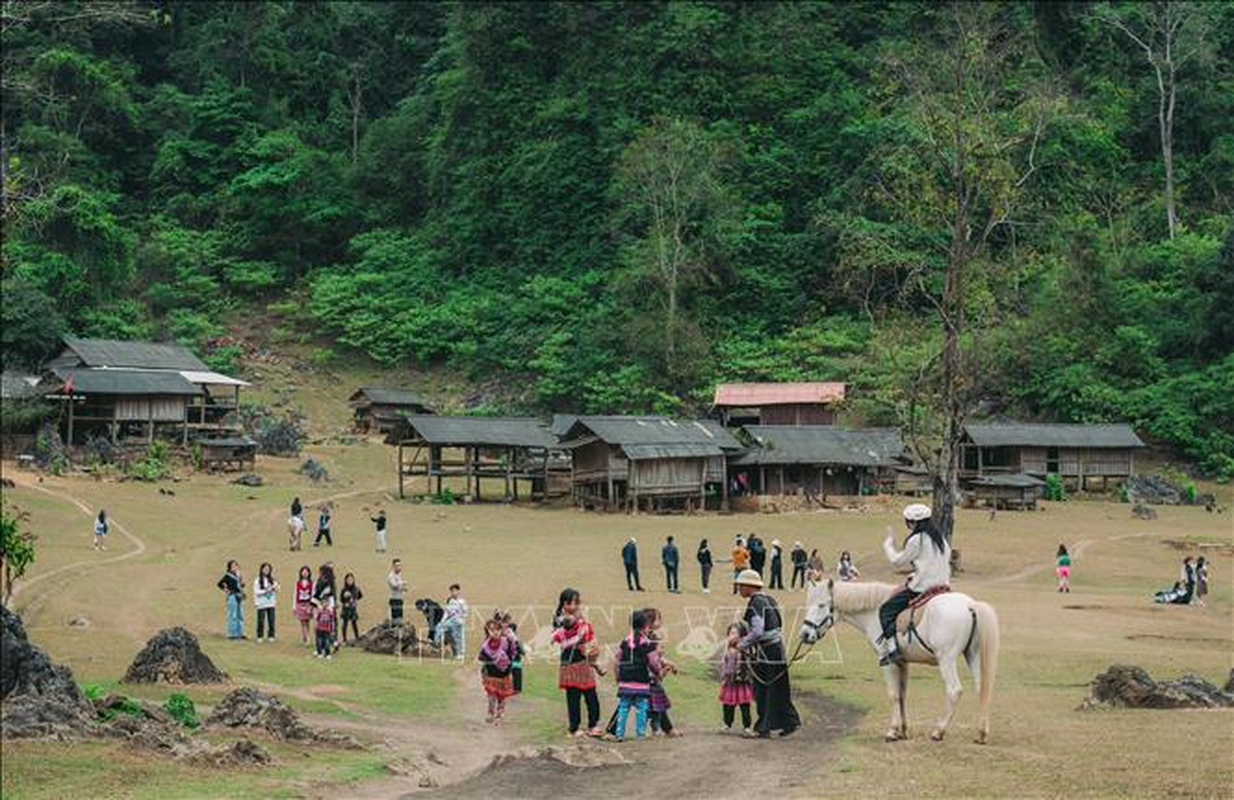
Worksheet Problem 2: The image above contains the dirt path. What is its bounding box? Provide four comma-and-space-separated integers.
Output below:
992, 529, 1159, 585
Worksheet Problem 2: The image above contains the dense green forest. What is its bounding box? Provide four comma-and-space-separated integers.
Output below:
2, 1, 1232, 476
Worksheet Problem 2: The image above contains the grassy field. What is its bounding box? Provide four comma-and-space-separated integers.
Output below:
1, 442, 1231, 799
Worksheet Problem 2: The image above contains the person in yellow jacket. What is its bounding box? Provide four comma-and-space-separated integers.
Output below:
730, 536, 751, 595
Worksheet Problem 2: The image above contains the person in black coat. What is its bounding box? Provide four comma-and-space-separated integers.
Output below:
768, 540, 785, 590
748, 534, 766, 576
790, 542, 809, 589
661, 536, 680, 593
622, 537, 644, 591
734, 569, 800, 738
415, 597, 445, 644
697, 539, 713, 593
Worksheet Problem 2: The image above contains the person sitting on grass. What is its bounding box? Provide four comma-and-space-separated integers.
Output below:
478, 616, 517, 724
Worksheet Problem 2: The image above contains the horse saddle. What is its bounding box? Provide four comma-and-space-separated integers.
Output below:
895, 585, 951, 636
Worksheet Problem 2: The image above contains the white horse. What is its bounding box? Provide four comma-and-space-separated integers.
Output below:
800, 577, 999, 743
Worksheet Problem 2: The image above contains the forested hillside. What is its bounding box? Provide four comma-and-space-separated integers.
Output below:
2, 2, 1232, 476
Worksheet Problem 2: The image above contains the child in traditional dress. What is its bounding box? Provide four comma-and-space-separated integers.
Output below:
502, 615, 524, 694
719, 622, 754, 736
315, 597, 337, 659
478, 617, 516, 723
293, 566, 314, 646
609, 610, 655, 741
644, 608, 680, 737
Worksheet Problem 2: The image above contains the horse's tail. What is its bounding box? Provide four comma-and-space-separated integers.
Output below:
971, 600, 999, 744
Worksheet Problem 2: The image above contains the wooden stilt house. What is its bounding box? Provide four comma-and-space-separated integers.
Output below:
729, 426, 908, 499
960, 422, 1144, 492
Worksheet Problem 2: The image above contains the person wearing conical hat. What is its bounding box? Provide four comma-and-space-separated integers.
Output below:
876, 503, 951, 666
732, 569, 800, 738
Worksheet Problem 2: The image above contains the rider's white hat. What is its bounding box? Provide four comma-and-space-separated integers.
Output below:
903, 503, 932, 522
733, 569, 764, 588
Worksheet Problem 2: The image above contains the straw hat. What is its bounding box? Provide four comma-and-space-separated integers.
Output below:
903, 503, 932, 522
733, 569, 764, 588
771, 539, 782, 547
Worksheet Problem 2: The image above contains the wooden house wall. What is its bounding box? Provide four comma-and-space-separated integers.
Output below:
572, 440, 627, 483
114, 396, 186, 421
630, 457, 705, 496
1018, 446, 1134, 477
759, 405, 835, 425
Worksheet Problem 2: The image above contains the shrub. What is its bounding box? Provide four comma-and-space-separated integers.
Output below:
164, 692, 200, 729
1043, 473, 1066, 502
129, 440, 171, 481
435, 488, 456, 505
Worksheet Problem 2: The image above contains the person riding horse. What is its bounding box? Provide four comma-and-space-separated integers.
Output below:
877, 503, 952, 666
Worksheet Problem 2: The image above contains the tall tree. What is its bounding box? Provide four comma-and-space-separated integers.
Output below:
1096, 1, 1213, 239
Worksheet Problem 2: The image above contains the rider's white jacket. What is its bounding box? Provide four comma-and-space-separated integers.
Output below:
883, 531, 951, 593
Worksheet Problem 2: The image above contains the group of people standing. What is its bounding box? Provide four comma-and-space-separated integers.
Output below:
622, 534, 849, 596
285, 497, 389, 553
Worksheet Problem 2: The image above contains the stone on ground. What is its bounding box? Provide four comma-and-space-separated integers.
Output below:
351, 620, 435, 656
123, 627, 228, 684
207, 687, 358, 747
0, 606, 96, 740
1082, 664, 1234, 709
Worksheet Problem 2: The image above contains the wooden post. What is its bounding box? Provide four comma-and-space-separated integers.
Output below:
606, 449, 615, 511
182, 400, 190, 446
759, 465, 766, 496
147, 401, 155, 443
505, 447, 513, 501
66, 397, 75, 450
570, 448, 577, 506
720, 456, 729, 512
398, 443, 405, 499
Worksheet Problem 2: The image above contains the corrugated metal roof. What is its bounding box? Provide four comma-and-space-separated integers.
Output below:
622, 442, 725, 460
198, 436, 257, 448
732, 426, 906, 467
349, 387, 432, 408
63, 338, 208, 371
550, 414, 578, 437
964, 423, 1144, 448
181, 370, 250, 387
398, 415, 558, 448
47, 368, 202, 396
561, 416, 742, 450
969, 473, 1046, 488
713, 382, 846, 407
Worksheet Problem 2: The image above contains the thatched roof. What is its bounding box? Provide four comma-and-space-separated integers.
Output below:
732, 426, 906, 467
964, 423, 1144, 449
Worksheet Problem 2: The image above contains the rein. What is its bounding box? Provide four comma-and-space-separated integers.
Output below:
748, 612, 828, 686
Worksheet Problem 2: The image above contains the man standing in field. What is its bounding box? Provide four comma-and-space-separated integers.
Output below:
388, 558, 407, 622
371, 509, 388, 553
622, 537, 644, 591
439, 583, 469, 659
662, 535, 680, 593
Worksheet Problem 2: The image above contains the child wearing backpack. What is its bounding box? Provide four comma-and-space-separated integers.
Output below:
607, 609, 655, 741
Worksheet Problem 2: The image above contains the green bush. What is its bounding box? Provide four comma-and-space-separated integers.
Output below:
129, 440, 171, 481
1043, 473, 1066, 502
164, 693, 200, 729
435, 488, 456, 505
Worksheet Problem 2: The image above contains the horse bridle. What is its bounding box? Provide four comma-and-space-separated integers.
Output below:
802, 609, 834, 639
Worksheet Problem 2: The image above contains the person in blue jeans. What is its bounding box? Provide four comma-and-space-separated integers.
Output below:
609, 610, 655, 741
217, 560, 245, 639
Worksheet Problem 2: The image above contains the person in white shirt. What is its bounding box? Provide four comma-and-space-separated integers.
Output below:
288, 514, 305, 551
93, 509, 109, 551
877, 503, 951, 666
253, 562, 279, 641
438, 583, 469, 659
387, 558, 407, 622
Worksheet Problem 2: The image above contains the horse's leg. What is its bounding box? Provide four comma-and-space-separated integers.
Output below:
931, 655, 963, 741
881, 663, 904, 741
896, 662, 909, 739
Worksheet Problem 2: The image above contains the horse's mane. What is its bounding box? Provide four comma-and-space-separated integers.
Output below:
831, 581, 899, 614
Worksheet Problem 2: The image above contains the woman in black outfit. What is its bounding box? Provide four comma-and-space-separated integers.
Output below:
697, 539, 713, 593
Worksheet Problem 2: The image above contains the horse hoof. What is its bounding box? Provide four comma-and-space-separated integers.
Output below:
884, 731, 902, 742
930, 730, 945, 742
975, 732, 988, 745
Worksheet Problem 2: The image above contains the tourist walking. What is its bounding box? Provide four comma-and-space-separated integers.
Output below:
439, 583, 469, 659
719, 621, 754, 736
769, 540, 784, 590
314, 504, 332, 547
92, 509, 108, 551
1195, 556, 1209, 607
388, 558, 407, 622
552, 588, 603, 737
734, 569, 800, 738
697, 539, 713, 593
290, 496, 302, 520
253, 562, 278, 642
217, 560, 245, 640
339, 573, 363, 643
371, 509, 388, 553
293, 566, 314, 645
662, 536, 680, 593
789, 542, 808, 589
1055, 544, 1071, 593
622, 537, 644, 591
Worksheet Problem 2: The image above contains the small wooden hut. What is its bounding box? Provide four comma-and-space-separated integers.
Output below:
712, 382, 845, 427
966, 473, 1045, 510
348, 387, 434, 433
960, 422, 1144, 492
559, 416, 742, 512
390, 416, 566, 501
730, 426, 908, 498
197, 436, 258, 472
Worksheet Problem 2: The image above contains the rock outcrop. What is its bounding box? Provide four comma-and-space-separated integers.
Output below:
207, 687, 358, 748
122, 627, 228, 684
0, 606, 96, 740
1082, 664, 1234, 709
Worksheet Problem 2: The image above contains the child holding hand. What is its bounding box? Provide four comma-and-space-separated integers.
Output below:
719, 621, 754, 736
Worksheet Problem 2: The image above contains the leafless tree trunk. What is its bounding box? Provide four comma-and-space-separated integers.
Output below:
1098, 2, 1211, 239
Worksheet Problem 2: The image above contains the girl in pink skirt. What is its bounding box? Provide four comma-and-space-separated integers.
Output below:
293, 565, 314, 645
1056, 544, 1071, 593
719, 621, 755, 736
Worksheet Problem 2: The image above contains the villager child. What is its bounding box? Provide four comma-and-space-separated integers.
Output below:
502, 614, 525, 694
608, 609, 655, 742
644, 608, 681, 737
552, 588, 603, 737
339, 572, 363, 643
719, 621, 754, 736
293, 566, 314, 646
315, 596, 337, 659
93, 509, 108, 551
314, 504, 333, 547
254, 562, 278, 642
478, 616, 517, 723
1056, 544, 1071, 593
